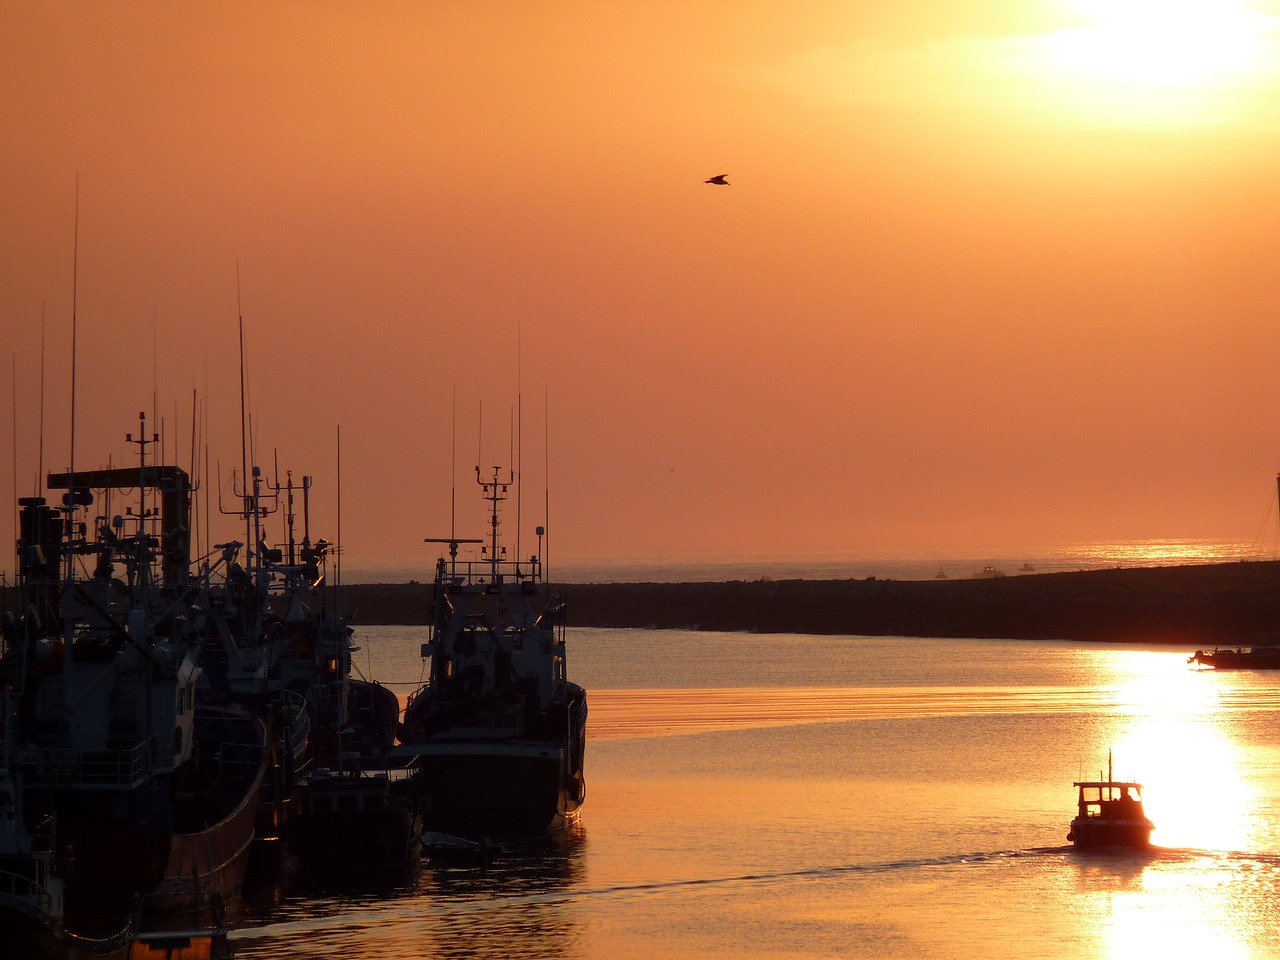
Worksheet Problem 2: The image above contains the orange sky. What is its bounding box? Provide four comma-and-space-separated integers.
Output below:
4, 1, 1280, 576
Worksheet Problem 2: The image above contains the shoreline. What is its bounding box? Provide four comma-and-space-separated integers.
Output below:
341, 559, 1280, 645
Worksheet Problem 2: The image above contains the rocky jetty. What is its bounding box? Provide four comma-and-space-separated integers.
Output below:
339, 561, 1280, 645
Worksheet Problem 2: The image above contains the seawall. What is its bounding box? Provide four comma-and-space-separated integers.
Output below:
342, 560, 1280, 644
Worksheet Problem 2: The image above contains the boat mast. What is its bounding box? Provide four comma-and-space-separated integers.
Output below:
1274, 473, 1280, 556
477, 465, 512, 583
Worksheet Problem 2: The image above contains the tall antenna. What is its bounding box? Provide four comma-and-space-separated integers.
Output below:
336, 424, 343, 597
543, 386, 550, 582
151, 308, 158, 461
203, 352, 211, 560
68, 174, 79, 520
236, 260, 251, 552
38, 303, 45, 495
188, 386, 198, 554
450, 384, 457, 541
516, 322, 523, 561
10, 352, 16, 577
66, 174, 80, 583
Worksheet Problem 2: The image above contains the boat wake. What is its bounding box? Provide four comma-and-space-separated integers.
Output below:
231, 841, 1280, 946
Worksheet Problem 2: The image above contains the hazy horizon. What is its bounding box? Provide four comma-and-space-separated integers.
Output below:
6, 2, 1280, 576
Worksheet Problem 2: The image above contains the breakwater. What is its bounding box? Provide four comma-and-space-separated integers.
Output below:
341, 560, 1280, 644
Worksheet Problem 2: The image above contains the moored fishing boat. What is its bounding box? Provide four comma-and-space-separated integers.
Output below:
1, 418, 267, 922
1189, 646, 1280, 669
1067, 754, 1154, 850
391, 466, 587, 835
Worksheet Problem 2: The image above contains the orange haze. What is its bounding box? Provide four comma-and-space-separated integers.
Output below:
4, 1, 1280, 577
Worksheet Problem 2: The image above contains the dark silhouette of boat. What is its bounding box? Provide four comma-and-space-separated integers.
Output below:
1067, 755, 1154, 850
1, 418, 268, 925
1189, 646, 1280, 669
392, 466, 587, 836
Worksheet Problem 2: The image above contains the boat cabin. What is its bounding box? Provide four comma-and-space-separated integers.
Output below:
1074, 780, 1144, 820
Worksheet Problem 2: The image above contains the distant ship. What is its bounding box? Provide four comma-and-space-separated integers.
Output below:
1189, 646, 1280, 669
392, 466, 587, 835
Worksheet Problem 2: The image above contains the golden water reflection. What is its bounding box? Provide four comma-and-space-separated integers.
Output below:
1088, 649, 1260, 853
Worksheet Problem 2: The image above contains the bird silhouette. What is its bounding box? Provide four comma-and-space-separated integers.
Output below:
704, 174, 729, 185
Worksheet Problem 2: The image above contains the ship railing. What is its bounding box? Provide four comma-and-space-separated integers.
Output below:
26, 737, 166, 788
431, 705, 523, 730
443, 557, 542, 588
0, 868, 57, 919
277, 688, 312, 756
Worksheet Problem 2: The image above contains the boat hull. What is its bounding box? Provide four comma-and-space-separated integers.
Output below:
286, 774, 421, 876
0, 902, 130, 960
398, 741, 582, 835
1067, 816, 1153, 850
1191, 648, 1280, 669
62, 710, 268, 918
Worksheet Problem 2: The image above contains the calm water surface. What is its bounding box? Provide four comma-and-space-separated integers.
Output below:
233, 628, 1280, 959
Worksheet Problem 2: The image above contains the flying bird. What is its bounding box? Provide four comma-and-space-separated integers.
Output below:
704, 174, 729, 185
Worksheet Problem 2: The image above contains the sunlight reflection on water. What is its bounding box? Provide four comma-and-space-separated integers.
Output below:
233, 630, 1280, 959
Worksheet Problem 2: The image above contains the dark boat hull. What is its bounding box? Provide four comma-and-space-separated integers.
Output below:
62, 710, 268, 918
288, 806, 420, 875
0, 908, 130, 960
287, 774, 421, 875
1191, 647, 1280, 669
404, 741, 582, 835
1067, 816, 1153, 849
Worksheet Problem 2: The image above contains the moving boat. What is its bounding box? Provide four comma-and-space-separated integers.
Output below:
1188, 646, 1280, 669
391, 466, 587, 835
1067, 755, 1154, 850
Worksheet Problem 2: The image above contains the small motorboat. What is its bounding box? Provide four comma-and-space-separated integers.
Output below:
1067, 754, 1154, 850
420, 831, 498, 868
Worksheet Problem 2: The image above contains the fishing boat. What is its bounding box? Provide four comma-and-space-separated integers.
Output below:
0, 748, 133, 958
196, 465, 398, 842
1067, 755, 1154, 850
1188, 646, 1280, 669
391, 466, 587, 835
1, 418, 266, 921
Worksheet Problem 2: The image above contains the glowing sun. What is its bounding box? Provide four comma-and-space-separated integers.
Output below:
1048, 0, 1271, 87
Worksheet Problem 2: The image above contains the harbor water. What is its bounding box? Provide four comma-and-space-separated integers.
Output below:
232, 626, 1280, 959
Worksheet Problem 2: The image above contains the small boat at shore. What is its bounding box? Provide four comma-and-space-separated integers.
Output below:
1188, 646, 1280, 669
1067, 755, 1154, 850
